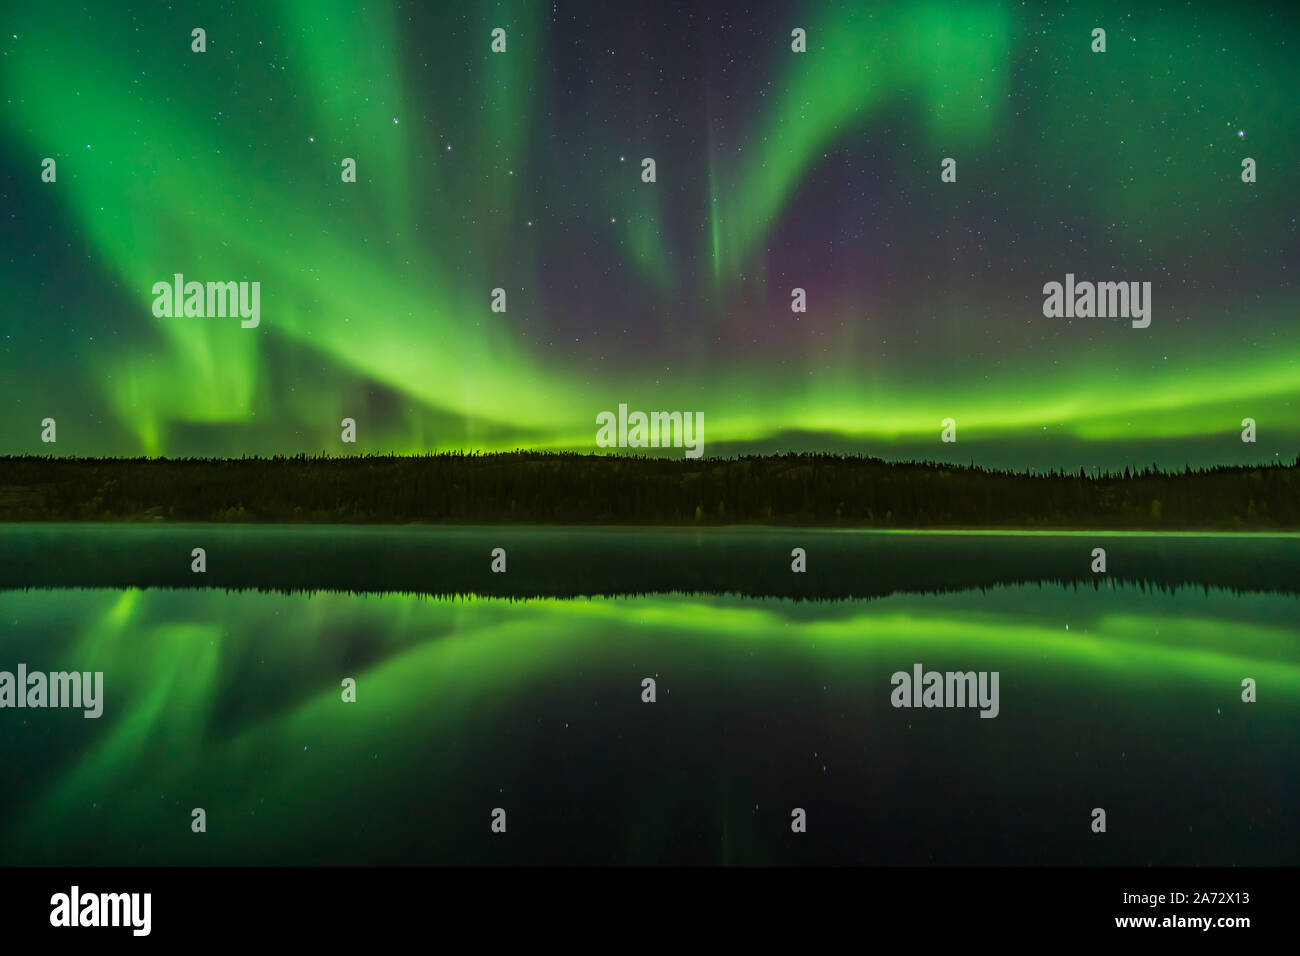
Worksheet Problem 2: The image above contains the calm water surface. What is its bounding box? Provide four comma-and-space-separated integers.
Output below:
1, 526, 1296, 865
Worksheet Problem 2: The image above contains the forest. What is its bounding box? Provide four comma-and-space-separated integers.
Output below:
0, 452, 1296, 529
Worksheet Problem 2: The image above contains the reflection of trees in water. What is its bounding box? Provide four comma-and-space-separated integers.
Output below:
4, 529, 1299, 600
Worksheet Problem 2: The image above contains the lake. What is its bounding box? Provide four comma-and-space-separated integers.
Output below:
1, 525, 1296, 865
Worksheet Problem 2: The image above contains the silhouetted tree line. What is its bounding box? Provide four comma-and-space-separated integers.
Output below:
0, 452, 1297, 528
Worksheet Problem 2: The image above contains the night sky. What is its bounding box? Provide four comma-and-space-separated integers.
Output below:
1, 0, 1296, 469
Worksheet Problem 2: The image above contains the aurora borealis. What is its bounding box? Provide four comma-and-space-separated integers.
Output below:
1, 0, 1296, 469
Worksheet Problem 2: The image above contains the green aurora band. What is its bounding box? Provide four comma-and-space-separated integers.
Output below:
1, 0, 1295, 468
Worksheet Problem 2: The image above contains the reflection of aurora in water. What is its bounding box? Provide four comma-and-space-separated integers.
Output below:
1, 581, 1295, 865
